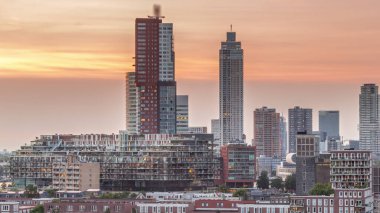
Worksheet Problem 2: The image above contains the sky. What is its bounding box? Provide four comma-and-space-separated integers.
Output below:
1, 0, 380, 150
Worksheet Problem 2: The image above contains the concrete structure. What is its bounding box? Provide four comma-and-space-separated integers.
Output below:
211, 119, 221, 157
290, 195, 335, 213
126, 72, 139, 134
280, 116, 288, 160
176, 95, 189, 134
254, 107, 281, 158
288, 107, 312, 154
220, 144, 255, 188
319, 110, 340, 143
188, 127, 207, 134
0, 202, 19, 213
135, 8, 177, 134
347, 140, 360, 150
276, 162, 296, 181
10, 133, 220, 191
295, 134, 319, 195
52, 155, 100, 191
219, 30, 244, 145
44, 199, 134, 213
359, 84, 380, 154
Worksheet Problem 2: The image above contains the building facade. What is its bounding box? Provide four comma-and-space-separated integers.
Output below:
280, 116, 288, 160
219, 31, 244, 145
188, 127, 208, 134
288, 106, 312, 154
176, 95, 189, 134
254, 107, 281, 158
319, 110, 340, 143
359, 84, 380, 154
211, 119, 221, 157
134, 9, 176, 134
221, 144, 255, 188
126, 72, 139, 134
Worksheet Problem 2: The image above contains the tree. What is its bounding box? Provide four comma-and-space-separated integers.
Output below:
31, 205, 44, 213
309, 183, 334, 196
45, 189, 57, 198
285, 174, 296, 192
24, 184, 39, 198
257, 171, 269, 189
271, 178, 283, 190
233, 189, 248, 200
1, 182, 6, 190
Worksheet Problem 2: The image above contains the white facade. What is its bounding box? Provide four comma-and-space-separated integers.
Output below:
359, 84, 380, 154
159, 23, 174, 81
219, 31, 244, 145
211, 119, 221, 157
126, 72, 139, 134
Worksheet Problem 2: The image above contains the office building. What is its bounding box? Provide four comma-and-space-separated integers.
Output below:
359, 84, 380, 154
176, 95, 189, 133
134, 6, 176, 134
126, 72, 139, 134
219, 30, 244, 145
288, 106, 312, 153
254, 107, 281, 158
319, 110, 340, 143
221, 144, 255, 188
188, 127, 207, 134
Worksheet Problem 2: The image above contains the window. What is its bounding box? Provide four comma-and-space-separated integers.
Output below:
358, 192, 362, 197
91, 205, 97, 212
79, 205, 85, 211
1, 205, 9, 211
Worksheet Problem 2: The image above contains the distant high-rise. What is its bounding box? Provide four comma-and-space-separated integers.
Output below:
288, 106, 312, 153
176, 95, 189, 133
319, 110, 340, 142
211, 119, 221, 156
126, 72, 139, 134
134, 6, 176, 134
254, 107, 281, 158
359, 84, 380, 153
279, 116, 287, 160
219, 30, 244, 145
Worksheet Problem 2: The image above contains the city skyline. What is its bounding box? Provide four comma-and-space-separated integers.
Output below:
1, 0, 380, 150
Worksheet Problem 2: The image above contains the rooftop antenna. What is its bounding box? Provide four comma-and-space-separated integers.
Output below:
149, 4, 165, 19
230, 24, 233, 32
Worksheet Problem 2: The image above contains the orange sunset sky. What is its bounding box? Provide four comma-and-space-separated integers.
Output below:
1, 0, 380, 150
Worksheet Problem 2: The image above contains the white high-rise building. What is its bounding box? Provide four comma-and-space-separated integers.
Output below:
219, 31, 244, 145
176, 95, 189, 133
159, 23, 174, 81
211, 119, 221, 156
359, 84, 380, 154
126, 72, 139, 134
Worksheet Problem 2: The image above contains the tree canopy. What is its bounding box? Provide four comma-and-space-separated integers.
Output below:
285, 174, 296, 192
309, 183, 334, 196
257, 171, 269, 189
271, 178, 283, 190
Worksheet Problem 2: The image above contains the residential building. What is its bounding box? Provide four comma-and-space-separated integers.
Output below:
254, 107, 281, 158
330, 150, 374, 213
359, 84, 380, 154
176, 95, 189, 133
211, 119, 221, 157
280, 116, 288, 160
52, 155, 100, 191
221, 144, 255, 188
126, 72, 139, 134
10, 133, 220, 191
188, 127, 207, 134
134, 6, 176, 134
290, 195, 335, 213
44, 199, 134, 213
219, 30, 244, 145
288, 106, 312, 153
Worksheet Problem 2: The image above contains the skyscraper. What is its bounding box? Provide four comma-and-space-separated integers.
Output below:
219, 30, 244, 145
288, 106, 312, 153
254, 107, 281, 158
279, 116, 287, 160
359, 84, 380, 153
211, 119, 221, 156
176, 95, 189, 133
319, 110, 340, 142
126, 72, 139, 134
134, 6, 176, 134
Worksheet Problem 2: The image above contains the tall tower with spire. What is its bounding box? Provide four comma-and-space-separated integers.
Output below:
219, 29, 244, 145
